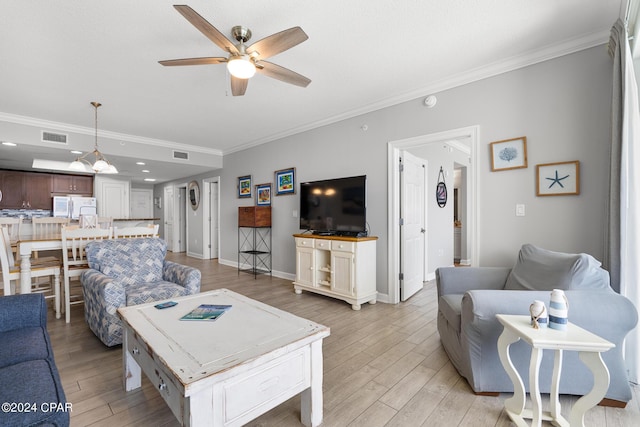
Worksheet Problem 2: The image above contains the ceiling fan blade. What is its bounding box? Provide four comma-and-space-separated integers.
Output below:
247, 27, 308, 60
256, 61, 311, 87
159, 57, 227, 66
173, 5, 239, 55
231, 76, 248, 96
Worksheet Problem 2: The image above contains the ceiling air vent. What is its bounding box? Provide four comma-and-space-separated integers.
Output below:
41, 131, 68, 145
173, 150, 189, 160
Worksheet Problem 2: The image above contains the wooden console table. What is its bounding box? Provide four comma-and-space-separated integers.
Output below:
293, 234, 377, 310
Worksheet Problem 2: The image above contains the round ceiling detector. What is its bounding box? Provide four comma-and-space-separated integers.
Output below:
424, 95, 437, 108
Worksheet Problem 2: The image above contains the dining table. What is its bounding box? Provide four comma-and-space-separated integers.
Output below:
15, 233, 63, 295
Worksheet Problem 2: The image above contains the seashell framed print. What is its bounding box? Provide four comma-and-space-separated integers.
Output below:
490, 136, 528, 171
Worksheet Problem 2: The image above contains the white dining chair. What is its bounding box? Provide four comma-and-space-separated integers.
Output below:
60, 226, 113, 323
32, 217, 71, 259
0, 217, 23, 241
80, 216, 114, 230
0, 226, 61, 318
0, 217, 23, 257
114, 224, 160, 238
32, 217, 70, 236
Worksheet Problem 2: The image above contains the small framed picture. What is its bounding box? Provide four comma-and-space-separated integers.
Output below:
275, 167, 295, 196
255, 183, 271, 206
238, 175, 252, 198
490, 136, 528, 171
536, 161, 580, 196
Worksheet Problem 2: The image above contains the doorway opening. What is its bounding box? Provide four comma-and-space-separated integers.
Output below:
387, 125, 479, 304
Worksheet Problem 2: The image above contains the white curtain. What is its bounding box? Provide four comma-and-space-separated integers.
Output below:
608, 19, 640, 385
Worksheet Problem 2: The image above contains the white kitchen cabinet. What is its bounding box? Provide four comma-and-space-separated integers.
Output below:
95, 176, 130, 218
293, 234, 377, 310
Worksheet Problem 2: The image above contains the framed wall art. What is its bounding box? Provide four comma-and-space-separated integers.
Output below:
490, 136, 528, 171
536, 160, 580, 196
255, 183, 272, 206
275, 167, 295, 196
238, 175, 252, 198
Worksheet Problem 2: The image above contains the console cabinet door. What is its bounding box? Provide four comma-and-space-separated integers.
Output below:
295, 247, 315, 286
331, 251, 354, 296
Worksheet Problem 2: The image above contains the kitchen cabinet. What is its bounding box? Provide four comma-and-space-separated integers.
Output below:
0, 171, 24, 208
25, 172, 53, 209
0, 171, 52, 209
52, 174, 93, 195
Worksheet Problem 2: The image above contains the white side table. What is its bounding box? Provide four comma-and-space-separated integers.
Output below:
496, 314, 614, 427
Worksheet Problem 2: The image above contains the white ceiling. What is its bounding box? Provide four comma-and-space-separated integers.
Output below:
0, 0, 626, 184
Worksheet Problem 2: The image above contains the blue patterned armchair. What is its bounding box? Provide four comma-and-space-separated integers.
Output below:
81, 238, 201, 346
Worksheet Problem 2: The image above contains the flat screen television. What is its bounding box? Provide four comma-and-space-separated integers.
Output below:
299, 175, 367, 236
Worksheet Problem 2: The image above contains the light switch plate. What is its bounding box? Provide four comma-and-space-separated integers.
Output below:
516, 204, 525, 217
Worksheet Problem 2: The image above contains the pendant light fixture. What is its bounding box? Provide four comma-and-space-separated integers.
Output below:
69, 102, 118, 174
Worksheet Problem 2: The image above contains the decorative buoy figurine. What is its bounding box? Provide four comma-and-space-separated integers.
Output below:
549, 289, 569, 330
529, 300, 548, 329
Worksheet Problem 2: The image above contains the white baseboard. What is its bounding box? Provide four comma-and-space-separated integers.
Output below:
186, 251, 204, 259
217, 258, 295, 281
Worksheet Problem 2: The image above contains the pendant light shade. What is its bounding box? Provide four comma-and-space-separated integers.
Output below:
69, 102, 118, 174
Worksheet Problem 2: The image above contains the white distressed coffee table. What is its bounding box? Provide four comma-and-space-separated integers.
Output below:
496, 314, 614, 427
118, 289, 330, 426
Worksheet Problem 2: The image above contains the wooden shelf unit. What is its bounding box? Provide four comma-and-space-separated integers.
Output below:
238, 207, 272, 278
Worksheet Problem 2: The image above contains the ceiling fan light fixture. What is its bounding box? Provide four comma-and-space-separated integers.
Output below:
227, 55, 256, 79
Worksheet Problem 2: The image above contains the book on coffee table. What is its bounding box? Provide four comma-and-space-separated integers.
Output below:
180, 304, 232, 321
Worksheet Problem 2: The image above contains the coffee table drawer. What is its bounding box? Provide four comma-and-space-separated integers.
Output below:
222, 346, 311, 424
127, 332, 184, 422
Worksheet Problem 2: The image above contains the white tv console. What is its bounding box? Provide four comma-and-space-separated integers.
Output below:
293, 234, 377, 310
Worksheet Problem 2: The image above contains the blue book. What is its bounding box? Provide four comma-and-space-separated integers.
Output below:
180, 304, 232, 321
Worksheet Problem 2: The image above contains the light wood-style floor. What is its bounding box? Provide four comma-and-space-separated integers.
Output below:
43, 253, 640, 426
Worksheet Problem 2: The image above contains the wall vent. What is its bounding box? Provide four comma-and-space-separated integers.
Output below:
41, 131, 68, 145
173, 150, 189, 160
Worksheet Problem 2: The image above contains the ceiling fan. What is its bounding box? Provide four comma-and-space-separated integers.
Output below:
159, 5, 311, 96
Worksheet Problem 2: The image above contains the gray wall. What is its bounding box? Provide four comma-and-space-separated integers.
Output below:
157, 45, 612, 300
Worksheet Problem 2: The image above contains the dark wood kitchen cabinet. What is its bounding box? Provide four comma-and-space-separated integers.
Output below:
0, 171, 52, 209
0, 171, 24, 208
52, 174, 93, 195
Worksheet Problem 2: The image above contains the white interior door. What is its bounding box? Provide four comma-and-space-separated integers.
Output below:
210, 181, 219, 258
400, 151, 426, 301
178, 186, 186, 252
164, 186, 174, 251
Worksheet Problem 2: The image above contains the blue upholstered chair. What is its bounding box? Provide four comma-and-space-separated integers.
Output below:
436, 244, 638, 406
81, 238, 201, 346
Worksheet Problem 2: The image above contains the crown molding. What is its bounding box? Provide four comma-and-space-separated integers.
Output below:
0, 111, 223, 157
224, 30, 610, 155
0, 30, 611, 158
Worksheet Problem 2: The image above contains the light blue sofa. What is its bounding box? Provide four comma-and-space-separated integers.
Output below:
0, 293, 69, 427
436, 244, 638, 406
81, 238, 201, 347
